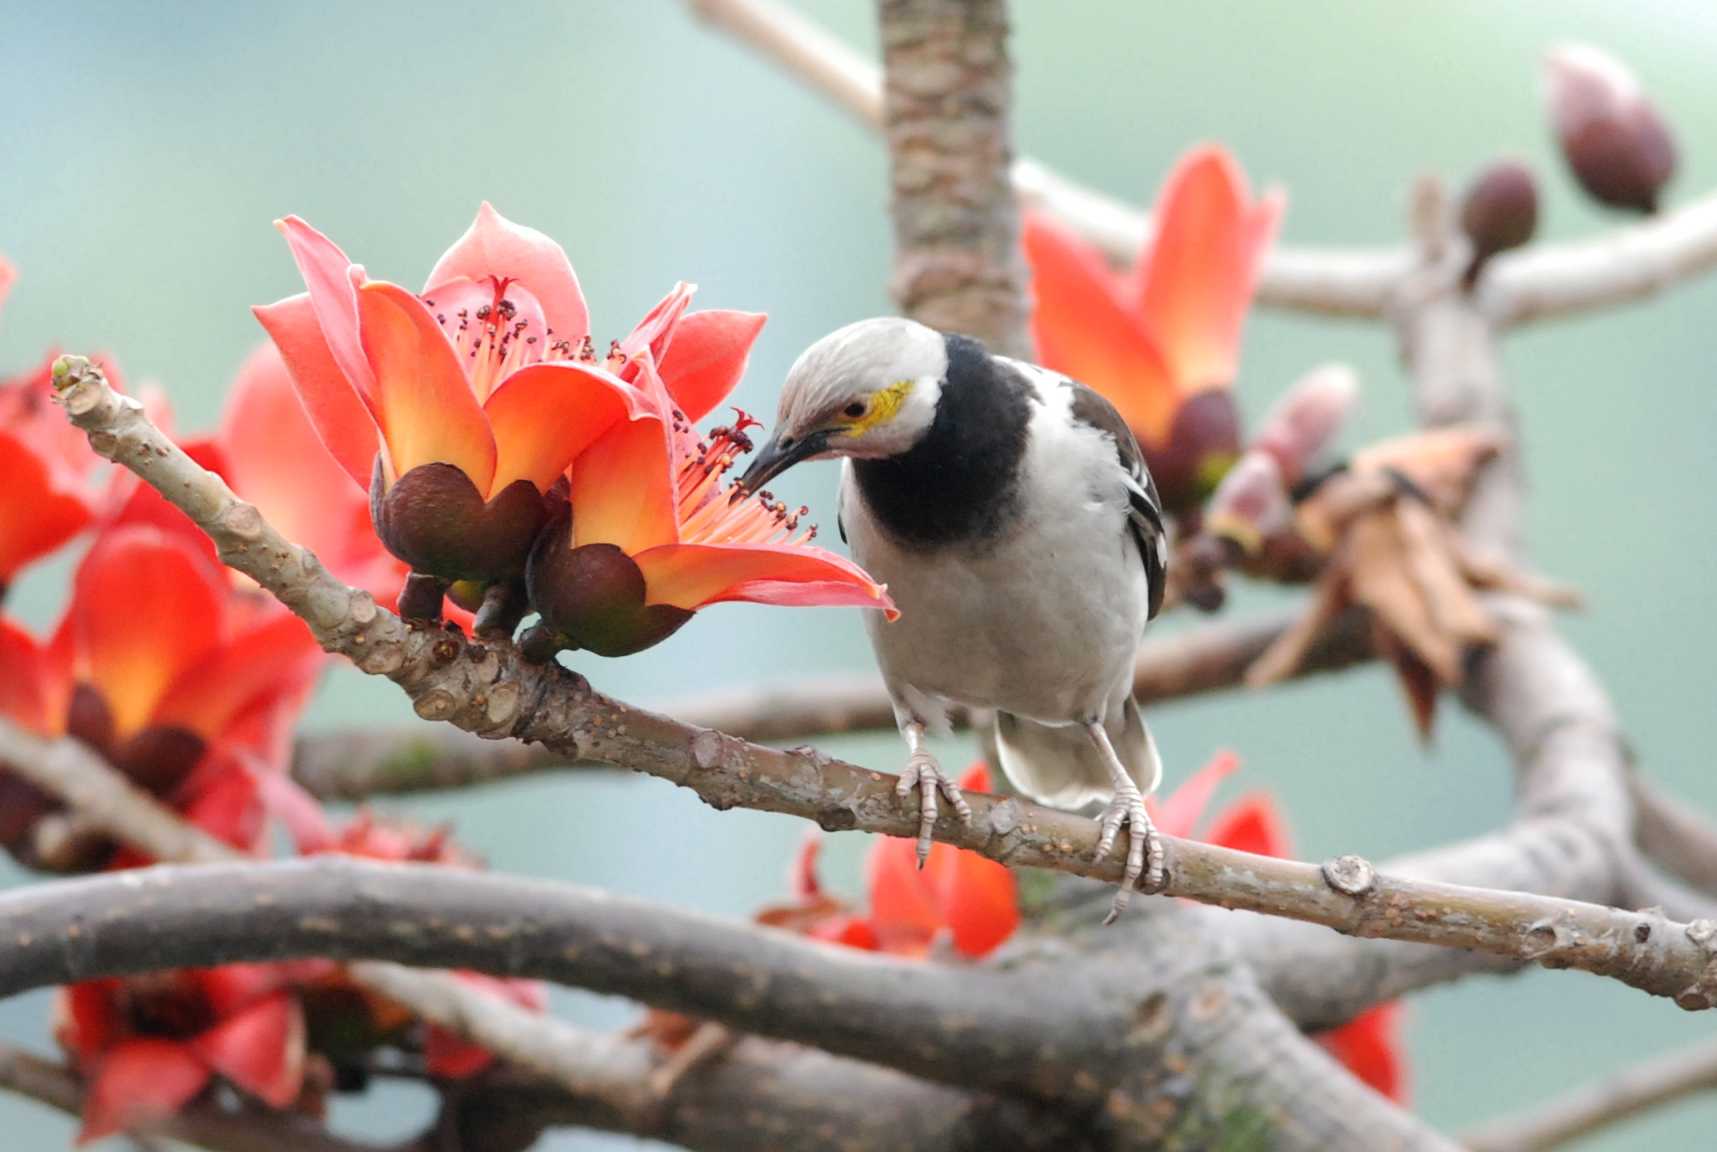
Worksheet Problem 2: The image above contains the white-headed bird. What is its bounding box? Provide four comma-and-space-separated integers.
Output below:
738, 318, 1168, 921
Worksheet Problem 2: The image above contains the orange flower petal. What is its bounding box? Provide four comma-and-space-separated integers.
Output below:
153, 611, 320, 744
78, 1038, 211, 1145
356, 281, 497, 490
865, 834, 941, 953
425, 202, 590, 343
631, 542, 893, 614
190, 993, 305, 1108
1135, 146, 1283, 393
0, 427, 95, 583
0, 618, 59, 733
567, 413, 678, 555
484, 362, 644, 495
622, 282, 696, 364
54, 982, 124, 1068
1151, 750, 1241, 840
1204, 792, 1294, 858
252, 294, 380, 491
657, 309, 768, 424
274, 217, 377, 403
72, 528, 226, 739
1022, 212, 1180, 447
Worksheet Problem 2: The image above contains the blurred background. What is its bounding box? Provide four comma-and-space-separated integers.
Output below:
4, 1, 1715, 1147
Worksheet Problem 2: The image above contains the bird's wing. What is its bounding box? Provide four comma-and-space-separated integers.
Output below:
1061, 378, 1169, 620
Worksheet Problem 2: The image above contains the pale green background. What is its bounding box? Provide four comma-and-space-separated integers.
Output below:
4, 2, 1716, 1148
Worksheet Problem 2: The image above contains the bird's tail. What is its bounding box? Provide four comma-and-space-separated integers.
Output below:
993, 698, 1162, 810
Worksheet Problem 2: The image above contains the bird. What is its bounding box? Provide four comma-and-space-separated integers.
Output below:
737, 317, 1169, 922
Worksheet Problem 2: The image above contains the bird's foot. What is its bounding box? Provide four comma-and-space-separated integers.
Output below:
1094, 786, 1164, 925
895, 751, 972, 868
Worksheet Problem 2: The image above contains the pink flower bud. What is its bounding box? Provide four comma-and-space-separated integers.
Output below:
1459, 161, 1539, 286
1544, 44, 1677, 214
1250, 364, 1358, 489
1206, 453, 1292, 555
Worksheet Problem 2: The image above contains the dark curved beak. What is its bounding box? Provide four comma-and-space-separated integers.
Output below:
735, 429, 829, 497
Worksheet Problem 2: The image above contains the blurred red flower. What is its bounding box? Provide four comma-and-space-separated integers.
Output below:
56, 965, 307, 1144
1023, 146, 1283, 513
0, 524, 321, 867
1153, 752, 1410, 1103
0, 258, 110, 589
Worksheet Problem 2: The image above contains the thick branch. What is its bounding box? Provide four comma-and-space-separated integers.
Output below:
877, 0, 1028, 354
0, 1042, 386, 1152
1462, 1035, 1717, 1152
292, 607, 1374, 800
47, 357, 1717, 1009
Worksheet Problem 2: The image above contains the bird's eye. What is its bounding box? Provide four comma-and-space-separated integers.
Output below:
778, 435, 795, 449
843, 401, 867, 419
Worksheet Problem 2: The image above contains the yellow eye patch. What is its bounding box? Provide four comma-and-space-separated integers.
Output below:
844, 379, 912, 436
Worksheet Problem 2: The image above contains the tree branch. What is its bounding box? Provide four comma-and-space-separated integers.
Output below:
291, 606, 1375, 800
0, 1042, 388, 1152
877, 0, 1029, 355
1462, 1034, 1717, 1152
1628, 771, 1717, 897
45, 356, 1717, 1010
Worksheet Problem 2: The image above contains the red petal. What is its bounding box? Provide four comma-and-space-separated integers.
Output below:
938, 848, 1019, 958
425, 202, 590, 344
72, 528, 226, 739
0, 253, 13, 310
154, 611, 320, 744
252, 294, 379, 491
806, 914, 882, 951
632, 541, 893, 615
0, 427, 95, 582
194, 964, 292, 1016
567, 412, 678, 555
1204, 792, 1294, 858
259, 771, 335, 853
221, 341, 383, 578
1152, 750, 1241, 840
0, 617, 63, 734
484, 361, 644, 494
622, 282, 696, 364
1318, 1002, 1410, 1104
1135, 146, 1283, 393
78, 1039, 211, 1145
864, 835, 942, 952
423, 972, 544, 1080
657, 310, 767, 424
273, 217, 377, 404
191, 993, 305, 1107
1022, 212, 1180, 447
356, 281, 496, 489
55, 982, 124, 1067
179, 757, 266, 852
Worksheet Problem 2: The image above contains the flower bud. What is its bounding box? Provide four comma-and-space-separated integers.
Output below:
1250, 364, 1359, 489
526, 519, 693, 658
1150, 390, 1242, 514
1458, 161, 1539, 286
370, 461, 549, 584
1205, 453, 1291, 556
1544, 44, 1676, 214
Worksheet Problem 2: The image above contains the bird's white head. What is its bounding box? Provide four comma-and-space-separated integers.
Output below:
737, 317, 945, 493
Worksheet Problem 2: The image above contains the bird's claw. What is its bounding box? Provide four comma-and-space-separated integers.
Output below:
1095, 788, 1164, 924
896, 751, 972, 868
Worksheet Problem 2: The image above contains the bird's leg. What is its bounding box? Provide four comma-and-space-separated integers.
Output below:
1087, 720, 1165, 924
895, 721, 973, 868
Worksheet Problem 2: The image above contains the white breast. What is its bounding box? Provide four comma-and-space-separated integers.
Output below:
841, 381, 1150, 727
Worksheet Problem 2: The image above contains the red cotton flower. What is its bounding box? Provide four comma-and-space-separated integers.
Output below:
0, 524, 322, 868
0, 258, 108, 591
1152, 753, 1410, 1103
255, 204, 728, 605
758, 764, 1018, 960
525, 347, 895, 657
56, 965, 307, 1144
295, 812, 546, 1080
1023, 146, 1283, 513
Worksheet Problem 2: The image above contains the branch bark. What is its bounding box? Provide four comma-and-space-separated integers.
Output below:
291, 607, 1374, 800
1462, 1034, 1717, 1152
877, 0, 1028, 355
